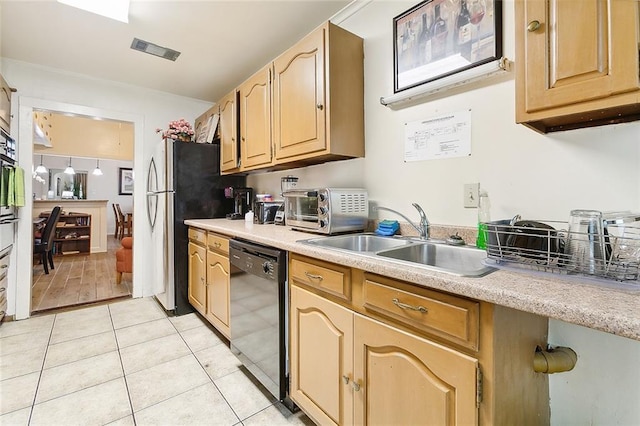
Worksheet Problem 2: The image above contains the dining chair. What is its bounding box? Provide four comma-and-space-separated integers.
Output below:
112, 203, 123, 239
115, 203, 132, 238
34, 206, 62, 274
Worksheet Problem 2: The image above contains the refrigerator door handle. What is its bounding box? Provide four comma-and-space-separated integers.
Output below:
147, 157, 159, 230
146, 190, 175, 196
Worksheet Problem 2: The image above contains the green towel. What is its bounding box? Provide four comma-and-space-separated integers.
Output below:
7, 167, 14, 206
14, 167, 25, 207
0, 167, 8, 206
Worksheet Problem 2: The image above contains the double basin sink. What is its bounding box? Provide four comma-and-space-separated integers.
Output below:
300, 233, 495, 277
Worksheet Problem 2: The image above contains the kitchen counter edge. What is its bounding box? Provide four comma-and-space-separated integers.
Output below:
185, 218, 640, 342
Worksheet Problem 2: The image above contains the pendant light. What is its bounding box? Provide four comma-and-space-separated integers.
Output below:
92, 159, 103, 176
35, 155, 47, 174
64, 157, 75, 175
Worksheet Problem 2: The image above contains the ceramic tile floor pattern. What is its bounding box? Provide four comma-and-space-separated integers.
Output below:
0, 297, 313, 426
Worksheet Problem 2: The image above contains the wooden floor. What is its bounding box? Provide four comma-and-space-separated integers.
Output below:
31, 236, 132, 313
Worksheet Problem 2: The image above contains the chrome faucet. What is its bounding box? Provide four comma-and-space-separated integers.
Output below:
375, 203, 430, 240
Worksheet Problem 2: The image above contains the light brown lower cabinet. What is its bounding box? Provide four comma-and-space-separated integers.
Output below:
289, 253, 550, 425
290, 285, 477, 426
187, 239, 206, 314
205, 234, 231, 339
188, 227, 232, 339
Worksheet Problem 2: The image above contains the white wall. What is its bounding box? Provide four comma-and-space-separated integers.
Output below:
1, 58, 212, 318
32, 154, 134, 234
247, 1, 640, 424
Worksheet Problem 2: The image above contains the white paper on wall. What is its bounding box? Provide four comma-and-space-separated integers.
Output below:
404, 109, 471, 161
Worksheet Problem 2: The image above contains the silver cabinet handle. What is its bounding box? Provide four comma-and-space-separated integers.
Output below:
342, 375, 350, 385
304, 272, 323, 281
0, 287, 6, 292
392, 298, 428, 313
316, 104, 324, 111
352, 381, 361, 392
214, 242, 221, 248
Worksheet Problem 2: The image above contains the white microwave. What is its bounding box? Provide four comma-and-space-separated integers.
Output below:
0, 130, 16, 162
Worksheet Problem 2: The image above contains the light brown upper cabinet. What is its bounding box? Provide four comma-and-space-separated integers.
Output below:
273, 22, 364, 165
219, 90, 240, 174
515, 0, 640, 133
239, 63, 273, 170
0, 74, 13, 134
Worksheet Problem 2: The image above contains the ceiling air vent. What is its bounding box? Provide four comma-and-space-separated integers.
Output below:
130, 38, 181, 61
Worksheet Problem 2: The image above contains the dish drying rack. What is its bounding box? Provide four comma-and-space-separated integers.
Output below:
484, 220, 640, 283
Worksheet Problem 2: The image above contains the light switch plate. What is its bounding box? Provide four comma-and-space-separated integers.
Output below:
464, 183, 479, 208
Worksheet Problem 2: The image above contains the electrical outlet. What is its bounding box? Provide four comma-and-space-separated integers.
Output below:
464, 183, 479, 208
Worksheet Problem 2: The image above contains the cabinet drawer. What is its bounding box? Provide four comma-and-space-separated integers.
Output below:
206, 233, 229, 254
290, 255, 351, 301
188, 227, 206, 246
362, 275, 479, 350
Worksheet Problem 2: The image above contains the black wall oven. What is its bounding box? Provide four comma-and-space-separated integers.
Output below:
0, 129, 16, 323
0, 129, 17, 221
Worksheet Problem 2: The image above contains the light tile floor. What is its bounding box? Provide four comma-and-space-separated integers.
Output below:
0, 297, 313, 426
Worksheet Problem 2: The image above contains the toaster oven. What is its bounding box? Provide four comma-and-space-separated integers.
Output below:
283, 188, 368, 234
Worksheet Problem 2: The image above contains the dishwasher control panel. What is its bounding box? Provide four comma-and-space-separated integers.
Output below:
229, 238, 286, 282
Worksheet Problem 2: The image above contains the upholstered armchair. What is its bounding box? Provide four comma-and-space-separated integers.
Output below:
115, 237, 132, 284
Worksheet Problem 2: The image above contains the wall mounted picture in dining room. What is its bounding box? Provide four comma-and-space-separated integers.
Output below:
118, 167, 134, 195
393, 0, 502, 93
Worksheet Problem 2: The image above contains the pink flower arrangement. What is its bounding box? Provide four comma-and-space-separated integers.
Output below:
156, 118, 195, 141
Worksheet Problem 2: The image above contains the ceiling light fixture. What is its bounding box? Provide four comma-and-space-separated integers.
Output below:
64, 157, 75, 175
57, 0, 130, 23
35, 155, 48, 174
92, 159, 104, 176
130, 38, 181, 61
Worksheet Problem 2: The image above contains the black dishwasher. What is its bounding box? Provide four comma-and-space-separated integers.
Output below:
228, 238, 294, 410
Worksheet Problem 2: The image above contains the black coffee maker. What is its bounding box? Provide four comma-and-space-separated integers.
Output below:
224, 187, 253, 220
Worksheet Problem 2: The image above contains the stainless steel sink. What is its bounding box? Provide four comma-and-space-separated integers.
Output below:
302, 234, 415, 252
299, 233, 495, 277
377, 242, 494, 277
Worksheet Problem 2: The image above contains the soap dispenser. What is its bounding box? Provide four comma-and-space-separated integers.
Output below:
476, 190, 490, 249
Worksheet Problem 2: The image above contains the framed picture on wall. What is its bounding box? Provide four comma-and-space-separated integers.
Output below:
118, 168, 134, 195
393, 0, 502, 93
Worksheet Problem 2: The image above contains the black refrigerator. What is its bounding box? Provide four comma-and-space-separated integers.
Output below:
147, 139, 245, 315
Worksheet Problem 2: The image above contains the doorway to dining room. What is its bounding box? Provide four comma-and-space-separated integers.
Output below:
30, 111, 135, 314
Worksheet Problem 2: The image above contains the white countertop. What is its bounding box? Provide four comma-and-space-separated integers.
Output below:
185, 218, 640, 341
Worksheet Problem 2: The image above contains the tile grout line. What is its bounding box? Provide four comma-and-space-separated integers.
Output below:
108, 303, 138, 426
25, 313, 57, 425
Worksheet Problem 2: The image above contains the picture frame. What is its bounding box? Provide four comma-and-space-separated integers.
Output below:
118, 167, 134, 195
393, 0, 502, 93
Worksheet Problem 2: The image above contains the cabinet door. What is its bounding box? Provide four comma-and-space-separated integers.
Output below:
519, 0, 639, 113
0, 74, 11, 134
188, 242, 206, 314
240, 64, 273, 169
290, 285, 353, 426
219, 90, 239, 172
273, 26, 326, 161
353, 315, 478, 426
206, 249, 230, 332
